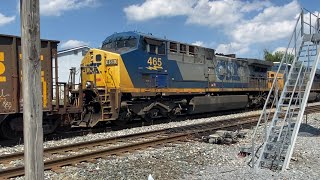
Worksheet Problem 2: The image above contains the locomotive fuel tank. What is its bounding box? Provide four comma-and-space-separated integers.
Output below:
189, 95, 248, 114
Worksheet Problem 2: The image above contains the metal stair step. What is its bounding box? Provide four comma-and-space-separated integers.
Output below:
266, 142, 290, 151
277, 110, 299, 114
287, 80, 309, 83
288, 73, 309, 77
302, 44, 317, 47
102, 106, 112, 109
103, 112, 113, 115
288, 79, 308, 82
283, 90, 305, 93
302, 33, 320, 42
270, 126, 293, 132
260, 158, 284, 165
282, 96, 303, 100
268, 133, 291, 140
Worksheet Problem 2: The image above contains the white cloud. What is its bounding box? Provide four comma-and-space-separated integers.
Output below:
273, 47, 296, 55
231, 20, 296, 44
216, 42, 250, 55
38, 0, 97, 16
185, 0, 243, 27
124, 0, 196, 21
124, 0, 306, 56
60, 40, 89, 49
0, 13, 15, 26
231, 1, 300, 45
240, 1, 272, 13
124, 0, 271, 27
192, 41, 207, 47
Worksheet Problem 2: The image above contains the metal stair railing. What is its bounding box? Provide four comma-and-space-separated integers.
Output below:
271, 45, 314, 167
283, 50, 320, 169
251, 8, 320, 171
250, 11, 304, 169
255, 39, 304, 170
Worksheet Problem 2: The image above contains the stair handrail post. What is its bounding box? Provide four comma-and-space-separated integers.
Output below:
301, 9, 304, 37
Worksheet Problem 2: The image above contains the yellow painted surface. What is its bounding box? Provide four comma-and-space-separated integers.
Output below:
0, 52, 4, 61
0, 52, 6, 82
81, 49, 134, 90
41, 71, 47, 108
267, 71, 284, 90
19, 54, 44, 61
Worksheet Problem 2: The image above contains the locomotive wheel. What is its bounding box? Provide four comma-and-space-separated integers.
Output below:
167, 107, 181, 120
167, 111, 177, 121
143, 108, 161, 123
0, 117, 23, 140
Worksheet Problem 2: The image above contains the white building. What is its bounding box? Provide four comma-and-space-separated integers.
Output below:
57, 46, 90, 85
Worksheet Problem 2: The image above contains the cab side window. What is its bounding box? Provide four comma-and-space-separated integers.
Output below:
148, 44, 157, 54
145, 37, 166, 55
180, 44, 186, 54
169, 42, 177, 53
158, 43, 165, 55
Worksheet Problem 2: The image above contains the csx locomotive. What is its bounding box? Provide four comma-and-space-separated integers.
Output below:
1, 32, 320, 139
79, 31, 320, 126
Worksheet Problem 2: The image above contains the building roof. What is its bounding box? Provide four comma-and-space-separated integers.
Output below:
58, 45, 90, 55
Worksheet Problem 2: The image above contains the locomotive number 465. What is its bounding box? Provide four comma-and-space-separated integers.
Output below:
146, 57, 163, 71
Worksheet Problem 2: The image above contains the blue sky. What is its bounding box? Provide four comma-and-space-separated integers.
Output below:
0, 0, 319, 59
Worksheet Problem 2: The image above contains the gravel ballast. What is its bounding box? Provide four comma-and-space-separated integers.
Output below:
0, 105, 318, 179
46, 113, 320, 179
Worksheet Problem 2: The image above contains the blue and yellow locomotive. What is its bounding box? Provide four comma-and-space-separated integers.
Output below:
1, 32, 320, 138
78, 31, 287, 126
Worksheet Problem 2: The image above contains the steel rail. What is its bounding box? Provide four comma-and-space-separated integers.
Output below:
0, 105, 319, 178
0, 115, 260, 178
0, 113, 263, 164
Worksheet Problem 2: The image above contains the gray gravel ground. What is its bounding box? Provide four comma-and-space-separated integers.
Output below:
5, 103, 320, 180
37, 113, 320, 180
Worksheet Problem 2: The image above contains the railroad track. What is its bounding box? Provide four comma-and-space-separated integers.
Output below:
0, 105, 319, 179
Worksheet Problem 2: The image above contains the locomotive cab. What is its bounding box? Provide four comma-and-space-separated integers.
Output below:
80, 49, 124, 127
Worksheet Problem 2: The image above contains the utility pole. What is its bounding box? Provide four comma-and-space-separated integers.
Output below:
20, 0, 44, 179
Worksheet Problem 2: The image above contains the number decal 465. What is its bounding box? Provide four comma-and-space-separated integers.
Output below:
146, 57, 163, 71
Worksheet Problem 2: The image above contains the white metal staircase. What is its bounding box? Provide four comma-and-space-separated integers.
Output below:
251, 9, 320, 171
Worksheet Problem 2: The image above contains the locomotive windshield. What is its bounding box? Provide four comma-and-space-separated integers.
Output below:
101, 36, 137, 53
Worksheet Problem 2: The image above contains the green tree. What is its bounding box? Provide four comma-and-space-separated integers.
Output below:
264, 49, 295, 63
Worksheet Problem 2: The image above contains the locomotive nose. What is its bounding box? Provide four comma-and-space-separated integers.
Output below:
81, 49, 121, 90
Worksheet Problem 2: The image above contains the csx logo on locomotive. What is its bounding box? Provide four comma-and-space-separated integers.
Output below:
216, 61, 240, 81
0, 52, 6, 82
